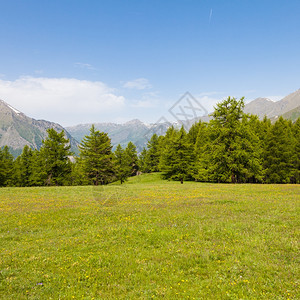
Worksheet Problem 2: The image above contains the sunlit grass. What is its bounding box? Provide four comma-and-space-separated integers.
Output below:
0, 174, 299, 299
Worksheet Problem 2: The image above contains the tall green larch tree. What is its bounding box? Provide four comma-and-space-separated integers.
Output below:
28, 149, 47, 186
12, 145, 33, 186
264, 117, 295, 183
0, 146, 14, 186
144, 134, 161, 172
114, 144, 131, 184
292, 118, 300, 183
159, 127, 194, 183
124, 142, 139, 176
40, 129, 72, 186
208, 96, 263, 183
138, 147, 149, 173
79, 125, 114, 185
193, 121, 210, 181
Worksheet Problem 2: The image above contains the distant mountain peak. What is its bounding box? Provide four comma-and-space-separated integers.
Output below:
251, 97, 274, 103
124, 119, 143, 125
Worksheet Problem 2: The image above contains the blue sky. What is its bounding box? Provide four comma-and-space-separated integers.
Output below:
0, 0, 299, 126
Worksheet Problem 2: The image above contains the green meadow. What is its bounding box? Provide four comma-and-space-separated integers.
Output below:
0, 174, 299, 299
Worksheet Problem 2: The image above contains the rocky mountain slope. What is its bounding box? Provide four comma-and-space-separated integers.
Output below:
0, 99, 79, 156
271, 105, 300, 123
244, 89, 300, 119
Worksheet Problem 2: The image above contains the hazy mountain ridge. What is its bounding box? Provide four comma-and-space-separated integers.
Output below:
0, 99, 79, 156
271, 105, 300, 123
66, 119, 170, 153
244, 89, 300, 119
67, 89, 300, 151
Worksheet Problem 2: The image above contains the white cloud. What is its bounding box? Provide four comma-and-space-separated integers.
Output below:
0, 76, 125, 126
131, 91, 160, 108
195, 94, 226, 113
123, 78, 152, 90
75, 62, 96, 70
132, 100, 156, 108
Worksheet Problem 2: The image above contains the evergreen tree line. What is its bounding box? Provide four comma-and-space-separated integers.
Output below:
0, 126, 139, 187
0, 97, 299, 186
140, 97, 300, 184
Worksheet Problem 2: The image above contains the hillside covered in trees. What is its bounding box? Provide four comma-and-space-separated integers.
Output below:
0, 97, 299, 186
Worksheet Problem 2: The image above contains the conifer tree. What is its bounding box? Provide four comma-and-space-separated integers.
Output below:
264, 117, 295, 183
144, 134, 161, 172
40, 128, 72, 186
28, 149, 47, 186
79, 125, 114, 185
124, 142, 139, 176
113, 144, 131, 183
159, 127, 193, 183
292, 118, 300, 183
208, 97, 263, 183
0, 146, 14, 186
193, 121, 210, 181
138, 147, 149, 173
12, 145, 33, 186
69, 157, 90, 186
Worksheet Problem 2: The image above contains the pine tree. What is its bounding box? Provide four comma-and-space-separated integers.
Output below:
264, 117, 295, 183
40, 128, 72, 186
69, 157, 90, 186
114, 144, 131, 183
0, 146, 14, 186
292, 118, 300, 183
208, 96, 262, 183
124, 142, 139, 176
144, 134, 161, 172
159, 127, 193, 183
238, 114, 263, 183
28, 149, 47, 186
138, 147, 149, 173
79, 125, 114, 185
193, 121, 210, 181
12, 145, 33, 186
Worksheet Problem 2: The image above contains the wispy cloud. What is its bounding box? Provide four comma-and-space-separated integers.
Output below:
130, 91, 159, 108
209, 9, 213, 23
75, 62, 96, 70
131, 100, 156, 108
195, 92, 226, 113
0, 76, 125, 126
123, 78, 152, 90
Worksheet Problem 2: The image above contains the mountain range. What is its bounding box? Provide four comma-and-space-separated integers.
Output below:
66, 119, 170, 153
244, 88, 300, 119
0, 99, 79, 157
66, 89, 300, 151
0, 89, 299, 156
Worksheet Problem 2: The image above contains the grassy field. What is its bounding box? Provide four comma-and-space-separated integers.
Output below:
0, 174, 299, 299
